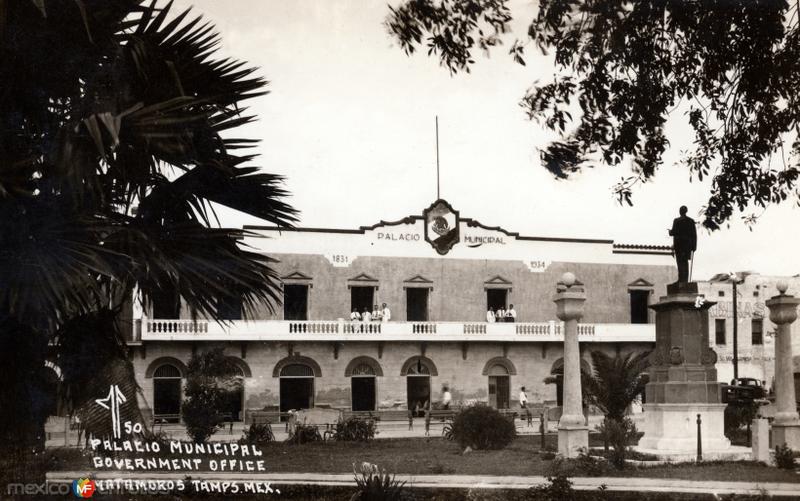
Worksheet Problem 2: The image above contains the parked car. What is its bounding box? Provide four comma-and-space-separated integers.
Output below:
722, 378, 767, 403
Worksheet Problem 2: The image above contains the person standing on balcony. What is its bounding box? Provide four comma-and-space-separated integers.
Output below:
350, 308, 361, 321
372, 304, 382, 322
486, 307, 496, 322
381, 302, 391, 322
495, 306, 506, 322
361, 308, 372, 333
505, 304, 517, 323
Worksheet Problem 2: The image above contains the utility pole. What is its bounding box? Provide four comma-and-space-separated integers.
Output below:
732, 278, 738, 381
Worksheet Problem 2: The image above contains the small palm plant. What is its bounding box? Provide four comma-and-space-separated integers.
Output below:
583, 350, 650, 467
351, 462, 406, 501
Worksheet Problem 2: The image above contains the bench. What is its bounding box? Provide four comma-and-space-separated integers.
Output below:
249, 411, 294, 432
152, 413, 181, 425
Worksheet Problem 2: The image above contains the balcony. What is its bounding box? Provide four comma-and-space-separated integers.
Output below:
137, 318, 654, 343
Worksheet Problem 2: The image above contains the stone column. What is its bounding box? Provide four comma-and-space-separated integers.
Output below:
553, 272, 588, 458
766, 281, 800, 449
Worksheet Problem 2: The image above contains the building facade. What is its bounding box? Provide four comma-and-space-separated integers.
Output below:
698, 274, 800, 397
130, 200, 677, 423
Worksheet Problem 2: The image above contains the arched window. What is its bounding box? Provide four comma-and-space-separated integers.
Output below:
153, 363, 182, 423
351, 363, 376, 376
280, 364, 315, 377
407, 363, 430, 375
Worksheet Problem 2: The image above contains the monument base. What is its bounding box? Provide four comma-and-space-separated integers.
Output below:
772, 421, 800, 450
558, 425, 588, 458
638, 403, 730, 456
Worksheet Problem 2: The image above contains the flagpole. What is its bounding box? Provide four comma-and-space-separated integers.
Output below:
435, 116, 440, 200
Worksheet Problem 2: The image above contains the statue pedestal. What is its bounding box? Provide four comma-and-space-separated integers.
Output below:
636, 282, 735, 459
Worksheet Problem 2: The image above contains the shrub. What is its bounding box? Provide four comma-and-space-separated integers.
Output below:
449, 404, 516, 450
331, 417, 376, 442
596, 417, 638, 469
352, 462, 406, 501
239, 422, 275, 446
724, 400, 760, 436
775, 443, 797, 470
548, 448, 610, 477
286, 423, 322, 444
528, 475, 576, 501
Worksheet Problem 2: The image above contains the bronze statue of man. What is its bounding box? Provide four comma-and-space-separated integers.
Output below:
669, 206, 697, 283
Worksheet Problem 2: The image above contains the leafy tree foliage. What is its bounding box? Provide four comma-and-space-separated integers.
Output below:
182, 348, 242, 443
0, 0, 296, 460
387, 0, 800, 228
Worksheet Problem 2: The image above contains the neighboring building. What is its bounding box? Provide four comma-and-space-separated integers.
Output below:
697, 273, 800, 398
130, 199, 676, 423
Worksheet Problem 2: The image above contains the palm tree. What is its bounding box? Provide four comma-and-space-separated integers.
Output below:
583, 350, 650, 422
0, 0, 297, 479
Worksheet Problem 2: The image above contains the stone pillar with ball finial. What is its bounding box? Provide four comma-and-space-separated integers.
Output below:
766, 280, 800, 449
553, 271, 588, 458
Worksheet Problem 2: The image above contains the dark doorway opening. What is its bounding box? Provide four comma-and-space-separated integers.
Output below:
351, 377, 376, 411
629, 290, 649, 324
284, 284, 309, 320
406, 376, 431, 416
217, 296, 242, 320
279, 377, 314, 412
486, 289, 508, 311
488, 374, 510, 409
153, 365, 182, 422
152, 287, 180, 319
351, 286, 374, 314
406, 288, 429, 321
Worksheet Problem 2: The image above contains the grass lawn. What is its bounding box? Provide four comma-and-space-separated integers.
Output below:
45, 435, 800, 484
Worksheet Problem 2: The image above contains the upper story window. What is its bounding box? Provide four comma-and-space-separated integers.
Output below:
404, 276, 433, 322
152, 286, 180, 319
217, 295, 242, 320
348, 273, 379, 319
715, 319, 726, 345
282, 271, 313, 320
627, 279, 654, 324
751, 319, 764, 345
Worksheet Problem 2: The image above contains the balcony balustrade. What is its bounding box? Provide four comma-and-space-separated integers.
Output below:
138, 318, 654, 343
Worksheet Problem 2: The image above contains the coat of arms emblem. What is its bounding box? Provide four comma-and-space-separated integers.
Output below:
423, 199, 459, 255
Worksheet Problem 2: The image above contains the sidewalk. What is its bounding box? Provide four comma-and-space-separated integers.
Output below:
46, 416, 564, 447
46, 471, 800, 497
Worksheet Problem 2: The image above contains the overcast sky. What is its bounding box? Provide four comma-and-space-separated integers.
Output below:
175, 0, 800, 281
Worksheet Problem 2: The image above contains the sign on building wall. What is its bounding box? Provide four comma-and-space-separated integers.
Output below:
709, 301, 766, 318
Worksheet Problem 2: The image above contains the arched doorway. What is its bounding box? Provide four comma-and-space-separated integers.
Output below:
153, 364, 182, 423
346, 356, 383, 412
487, 364, 510, 409
350, 363, 377, 411
482, 357, 516, 410
402, 356, 436, 416
279, 364, 315, 412
223, 365, 245, 421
